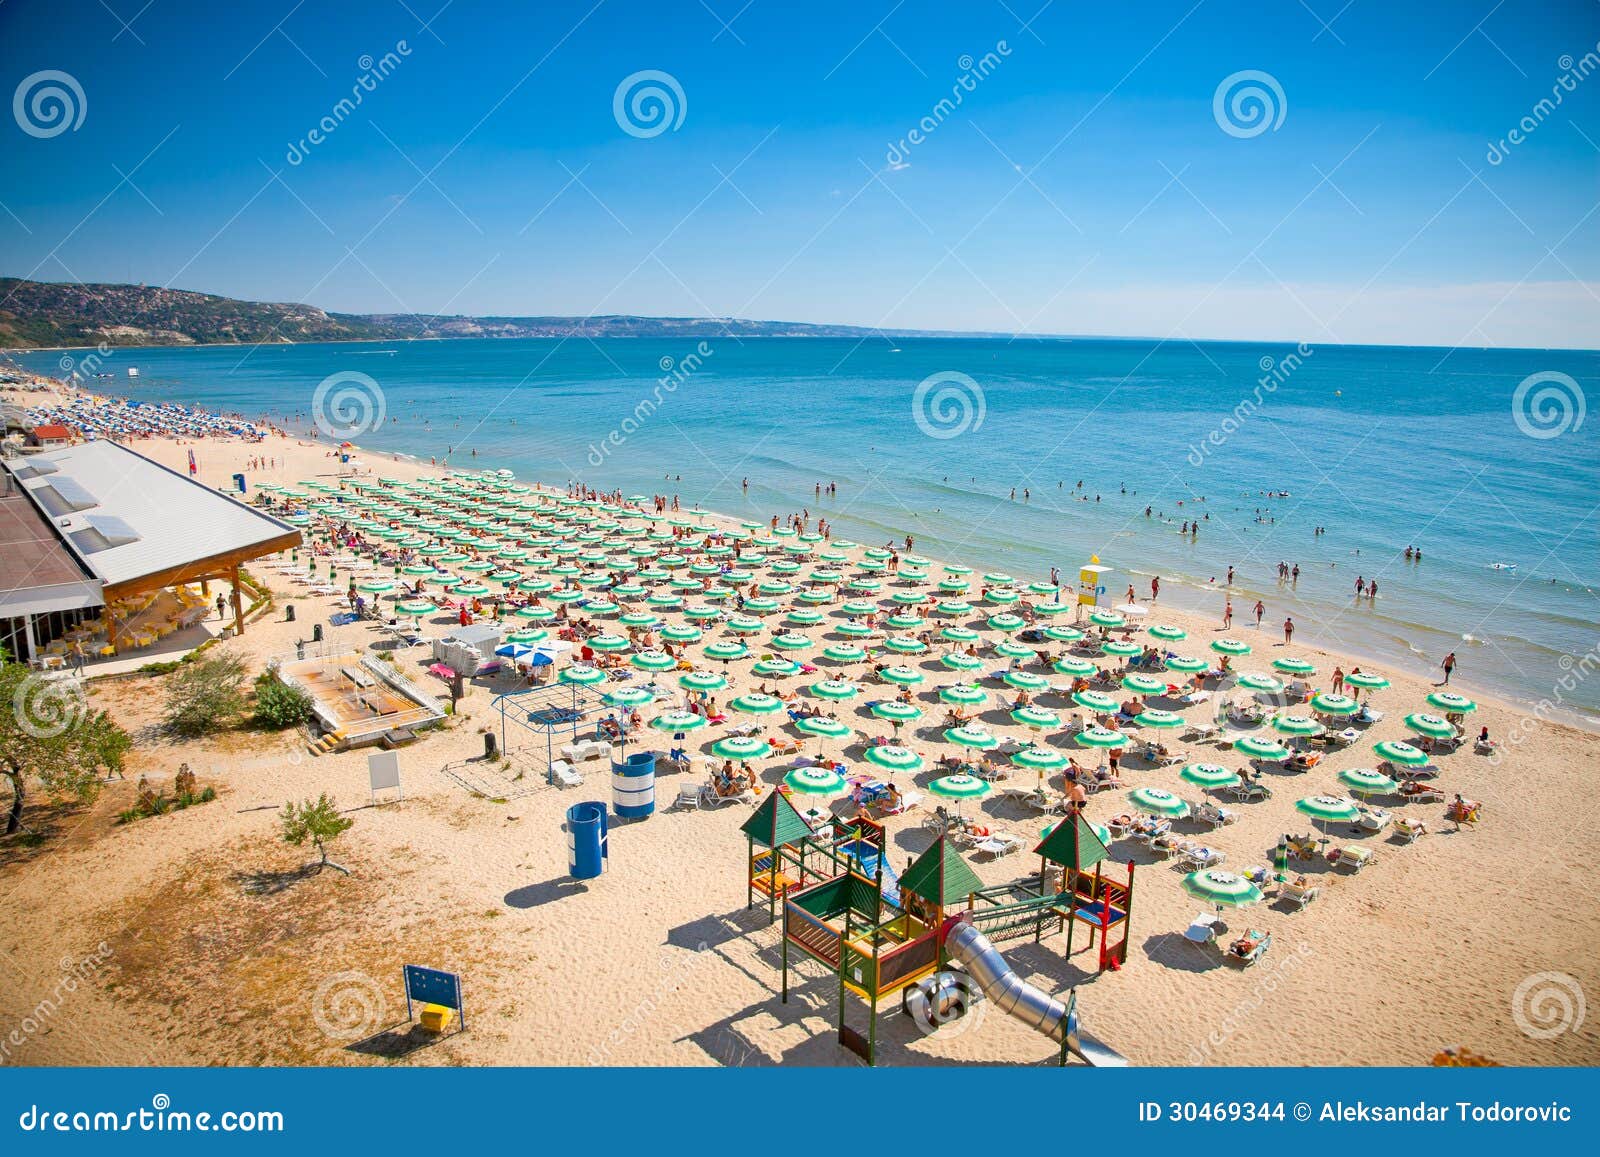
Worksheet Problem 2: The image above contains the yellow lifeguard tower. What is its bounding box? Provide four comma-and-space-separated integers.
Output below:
1078, 556, 1113, 611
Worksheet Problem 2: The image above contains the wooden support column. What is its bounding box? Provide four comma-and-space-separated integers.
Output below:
230, 564, 245, 636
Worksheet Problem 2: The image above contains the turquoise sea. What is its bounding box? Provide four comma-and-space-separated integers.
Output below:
14, 336, 1599, 724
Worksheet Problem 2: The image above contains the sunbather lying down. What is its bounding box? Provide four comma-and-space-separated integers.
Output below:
1228, 929, 1268, 956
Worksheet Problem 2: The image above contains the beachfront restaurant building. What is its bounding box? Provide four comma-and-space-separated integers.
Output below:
0, 440, 301, 667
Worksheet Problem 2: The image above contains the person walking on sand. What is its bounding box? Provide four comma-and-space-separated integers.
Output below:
1441, 651, 1456, 684
1332, 666, 1345, 695
1222, 600, 1233, 629
1283, 617, 1294, 645
1253, 599, 1265, 628
1150, 576, 1160, 601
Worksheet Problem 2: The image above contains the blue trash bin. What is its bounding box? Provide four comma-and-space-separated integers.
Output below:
565, 801, 608, 879
611, 751, 656, 819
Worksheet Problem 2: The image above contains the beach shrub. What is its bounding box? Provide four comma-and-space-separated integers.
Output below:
252, 672, 313, 729
0, 650, 132, 836
161, 652, 248, 737
280, 793, 353, 874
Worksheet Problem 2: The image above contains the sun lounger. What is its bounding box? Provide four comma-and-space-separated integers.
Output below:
1225, 929, 1270, 967
548, 759, 583, 788
1195, 801, 1237, 828
1178, 843, 1226, 869
1356, 806, 1393, 833
1279, 877, 1320, 910
1328, 845, 1376, 872
700, 783, 756, 809
1393, 817, 1428, 843
973, 831, 1025, 858
1183, 913, 1220, 945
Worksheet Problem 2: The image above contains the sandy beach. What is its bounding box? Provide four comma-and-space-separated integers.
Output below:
2, 424, 1596, 1070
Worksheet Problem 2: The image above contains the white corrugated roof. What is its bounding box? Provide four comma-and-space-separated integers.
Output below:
5, 441, 298, 587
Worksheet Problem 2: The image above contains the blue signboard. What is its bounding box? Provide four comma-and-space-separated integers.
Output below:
403, 965, 464, 1027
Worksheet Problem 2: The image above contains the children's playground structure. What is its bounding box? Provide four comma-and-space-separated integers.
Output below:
744, 794, 1133, 1066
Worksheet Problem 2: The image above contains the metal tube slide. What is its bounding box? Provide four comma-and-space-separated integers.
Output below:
942, 918, 1069, 1043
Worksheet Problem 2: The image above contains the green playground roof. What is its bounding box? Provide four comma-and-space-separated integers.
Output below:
1034, 814, 1109, 871
740, 791, 814, 850
900, 834, 984, 908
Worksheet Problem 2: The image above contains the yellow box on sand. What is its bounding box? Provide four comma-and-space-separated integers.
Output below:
418, 1003, 454, 1033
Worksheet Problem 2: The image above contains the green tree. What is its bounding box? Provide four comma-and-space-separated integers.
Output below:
280, 793, 353, 874
1, 654, 132, 836
161, 652, 247, 737
252, 671, 313, 729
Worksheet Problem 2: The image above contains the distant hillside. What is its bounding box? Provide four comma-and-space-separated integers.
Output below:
0, 277, 984, 349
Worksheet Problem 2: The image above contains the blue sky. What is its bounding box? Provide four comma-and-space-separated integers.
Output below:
1, 0, 1595, 346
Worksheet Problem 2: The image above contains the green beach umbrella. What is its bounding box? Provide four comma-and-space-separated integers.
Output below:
864, 745, 925, 774
1271, 657, 1318, 676
752, 658, 801, 678
731, 693, 785, 716
770, 632, 814, 652
871, 700, 924, 724
1054, 657, 1099, 678
1129, 786, 1190, 818
1343, 671, 1390, 691
928, 774, 993, 803
786, 609, 825, 627
1012, 746, 1067, 773
1076, 726, 1130, 750
1182, 870, 1264, 910
1088, 610, 1125, 628
1405, 712, 1456, 739
586, 633, 632, 652
1101, 640, 1143, 658
941, 653, 984, 672
1165, 655, 1210, 674
880, 665, 924, 686
603, 687, 655, 708
711, 735, 770, 762
939, 685, 988, 707
725, 614, 764, 634
679, 671, 729, 693
513, 605, 557, 623
558, 664, 607, 686
629, 650, 677, 672
886, 612, 926, 631
1180, 762, 1241, 789
705, 641, 750, 663
1210, 638, 1252, 657
1011, 705, 1060, 730
784, 765, 848, 798
505, 628, 549, 644
1426, 691, 1477, 713
941, 626, 980, 644
988, 613, 1027, 633
1373, 740, 1430, 767
1234, 735, 1291, 760
1148, 624, 1187, 642
1001, 670, 1048, 691
1135, 709, 1185, 730
884, 635, 929, 655
794, 716, 851, 745
357, 579, 396, 594
1041, 625, 1083, 643
1237, 672, 1285, 694
810, 679, 859, 701
1310, 692, 1360, 716
659, 624, 703, 644
834, 622, 876, 639
1122, 673, 1166, 695
394, 599, 437, 617
1269, 713, 1324, 737
1294, 794, 1361, 823
944, 725, 999, 750
1338, 767, 1400, 797
1072, 690, 1119, 713
822, 643, 867, 663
